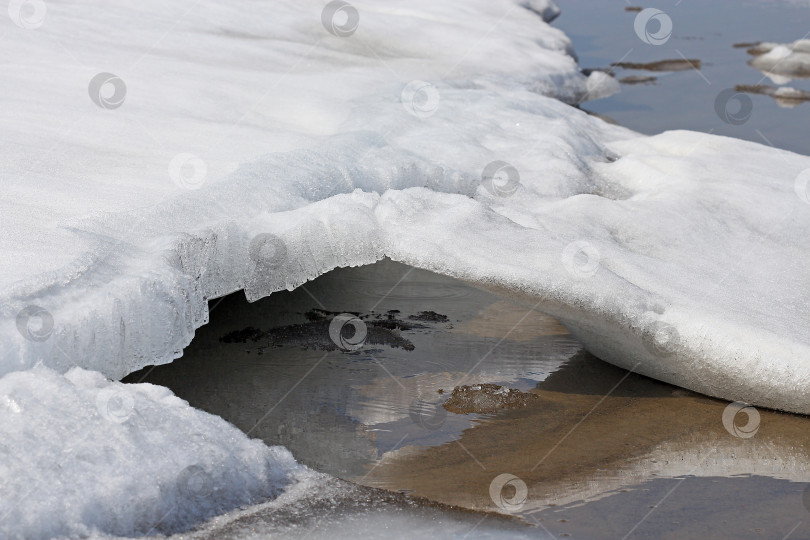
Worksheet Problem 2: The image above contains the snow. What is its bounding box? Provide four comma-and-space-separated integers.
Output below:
1, 0, 810, 537
0, 0, 599, 379
0, 366, 299, 538
748, 39, 810, 82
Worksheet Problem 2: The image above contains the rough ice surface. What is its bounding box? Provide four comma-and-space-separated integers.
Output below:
0, 0, 601, 380
165, 470, 536, 540
0, 366, 299, 539
1, 0, 810, 537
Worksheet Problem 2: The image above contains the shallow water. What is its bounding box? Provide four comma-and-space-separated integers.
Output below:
129, 260, 580, 480
555, 0, 810, 154
532, 475, 810, 539
131, 260, 810, 539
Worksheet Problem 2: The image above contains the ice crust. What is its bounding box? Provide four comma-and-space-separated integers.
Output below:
8, 92, 810, 414
170, 469, 537, 540
0, 0, 602, 379
2, 0, 810, 537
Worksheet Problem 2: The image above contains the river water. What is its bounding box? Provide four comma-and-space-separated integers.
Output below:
556, 0, 810, 154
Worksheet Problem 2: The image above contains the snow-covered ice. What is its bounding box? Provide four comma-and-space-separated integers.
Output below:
1, 0, 810, 536
0, 0, 605, 379
166, 470, 537, 540
747, 39, 810, 82
0, 366, 299, 538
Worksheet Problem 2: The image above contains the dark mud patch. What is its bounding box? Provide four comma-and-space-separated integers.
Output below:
442, 383, 541, 414
409, 310, 450, 323
742, 42, 777, 56
619, 75, 657, 85
219, 308, 449, 353
220, 326, 263, 343
582, 67, 614, 76
613, 58, 701, 72
733, 41, 762, 50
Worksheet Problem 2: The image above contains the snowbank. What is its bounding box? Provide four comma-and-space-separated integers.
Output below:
0, 366, 299, 538
8, 88, 809, 414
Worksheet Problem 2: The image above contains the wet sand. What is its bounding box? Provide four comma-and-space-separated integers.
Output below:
613, 59, 702, 72
360, 354, 810, 538
361, 350, 810, 495
619, 75, 658, 85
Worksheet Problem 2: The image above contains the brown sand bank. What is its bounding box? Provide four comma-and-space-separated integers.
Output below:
360, 352, 810, 515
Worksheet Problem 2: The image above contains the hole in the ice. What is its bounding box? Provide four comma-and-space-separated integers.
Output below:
127, 259, 669, 482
